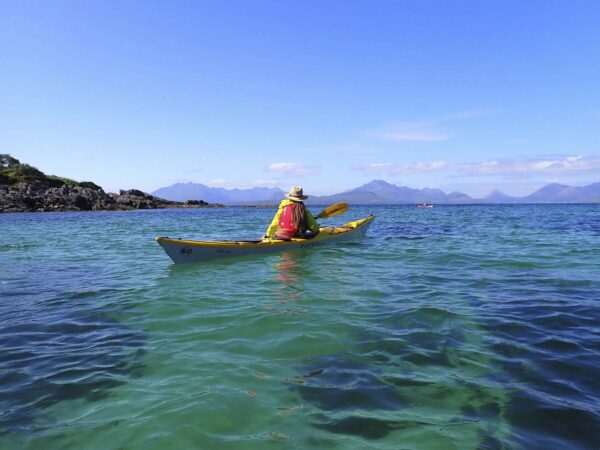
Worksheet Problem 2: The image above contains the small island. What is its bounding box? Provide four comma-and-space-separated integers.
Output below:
0, 154, 224, 213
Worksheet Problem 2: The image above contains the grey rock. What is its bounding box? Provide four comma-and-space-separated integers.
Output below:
0, 181, 224, 213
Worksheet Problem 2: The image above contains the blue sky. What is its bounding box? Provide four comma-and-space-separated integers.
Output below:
1, 1, 599, 197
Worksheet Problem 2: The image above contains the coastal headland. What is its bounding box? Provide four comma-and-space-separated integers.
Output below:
0, 154, 223, 213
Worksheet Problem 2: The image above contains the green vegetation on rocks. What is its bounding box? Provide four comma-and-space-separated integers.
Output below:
0, 154, 97, 188
0, 154, 222, 213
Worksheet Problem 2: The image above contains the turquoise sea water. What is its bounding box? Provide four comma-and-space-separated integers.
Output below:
1, 205, 599, 450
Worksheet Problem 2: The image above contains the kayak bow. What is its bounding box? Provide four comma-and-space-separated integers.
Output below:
155, 215, 374, 264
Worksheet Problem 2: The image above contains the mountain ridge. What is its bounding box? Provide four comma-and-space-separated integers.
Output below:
152, 179, 600, 204
152, 182, 285, 204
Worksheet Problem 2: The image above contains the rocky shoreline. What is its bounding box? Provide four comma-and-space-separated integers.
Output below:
0, 182, 224, 213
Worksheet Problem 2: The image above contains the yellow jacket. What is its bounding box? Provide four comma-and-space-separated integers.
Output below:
265, 200, 319, 238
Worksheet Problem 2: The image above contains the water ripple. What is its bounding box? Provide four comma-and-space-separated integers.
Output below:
1, 205, 599, 449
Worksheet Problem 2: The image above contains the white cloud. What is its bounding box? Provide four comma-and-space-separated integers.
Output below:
249, 179, 282, 188
442, 109, 499, 120
207, 178, 282, 189
365, 121, 450, 142
365, 109, 498, 143
456, 155, 600, 175
266, 162, 315, 177
354, 155, 600, 177
356, 161, 449, 175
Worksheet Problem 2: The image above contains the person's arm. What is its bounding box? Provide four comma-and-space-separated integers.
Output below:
265, 205, 283, 238
306, 208, 319, 234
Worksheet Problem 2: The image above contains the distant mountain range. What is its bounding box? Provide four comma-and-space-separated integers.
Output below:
311, 180, 475, 205
152, 180, 600, 204
152, 182, 285, 204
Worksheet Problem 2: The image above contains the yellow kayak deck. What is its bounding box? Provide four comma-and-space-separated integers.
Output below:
155, 215, 374, 263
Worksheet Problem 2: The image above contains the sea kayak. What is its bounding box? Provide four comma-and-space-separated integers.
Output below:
155, 215, 374, 264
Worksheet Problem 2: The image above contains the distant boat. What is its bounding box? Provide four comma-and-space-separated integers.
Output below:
418, 202, 433, 208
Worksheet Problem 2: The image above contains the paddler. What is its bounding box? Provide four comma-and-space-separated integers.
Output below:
263, 186, 320, 240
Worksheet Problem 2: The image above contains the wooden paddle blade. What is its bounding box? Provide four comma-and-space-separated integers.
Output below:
316, 202, 348, 219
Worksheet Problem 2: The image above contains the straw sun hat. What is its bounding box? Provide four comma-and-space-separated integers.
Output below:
285, 186, 308, 202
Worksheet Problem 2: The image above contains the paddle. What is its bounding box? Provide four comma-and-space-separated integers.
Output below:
316, 202, 348, 219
